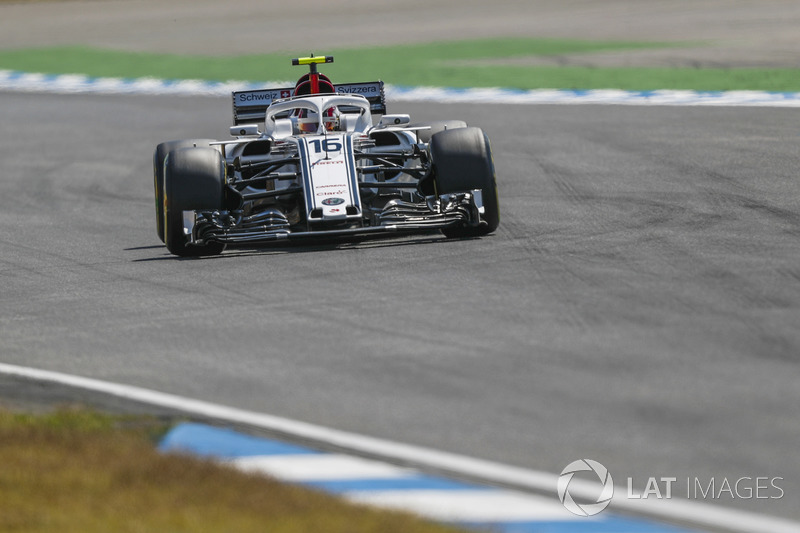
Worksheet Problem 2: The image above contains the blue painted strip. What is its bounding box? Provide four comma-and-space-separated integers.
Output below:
302, 475, 484, 493
158, 422, 320, 457
157, 423, 711, 533
457, 518, 695, 533
297, 137, 315, 213
3, 69, 800, 106
344, 134, 360, 209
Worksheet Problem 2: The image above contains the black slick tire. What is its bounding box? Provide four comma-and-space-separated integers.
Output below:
163, 147, 225, 257
429, 127, 500, 238
407, 120, 467, 144
153, 139, 215, 242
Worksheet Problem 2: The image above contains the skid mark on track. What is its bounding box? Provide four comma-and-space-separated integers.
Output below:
495, 215, 601, 331
552, 174, 592, 204
777, 268, 800, 284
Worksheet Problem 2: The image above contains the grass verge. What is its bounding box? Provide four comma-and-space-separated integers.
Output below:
3, 38, 799, 92
0, 407, 467, 533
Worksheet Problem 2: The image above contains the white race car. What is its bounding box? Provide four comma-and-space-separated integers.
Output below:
153, 55, 499, 256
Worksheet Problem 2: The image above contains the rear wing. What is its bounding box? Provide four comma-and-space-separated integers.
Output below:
232, 81, 386, 125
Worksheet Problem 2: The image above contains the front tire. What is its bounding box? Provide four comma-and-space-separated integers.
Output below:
429, 127, 500, 238
153, 139, 216, 242
407, 120, 467, 144
163, 147, 226, 257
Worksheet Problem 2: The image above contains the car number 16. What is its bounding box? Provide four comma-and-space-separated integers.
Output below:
309, 139, 342, 153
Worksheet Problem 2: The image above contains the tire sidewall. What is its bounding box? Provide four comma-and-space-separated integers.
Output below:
163, 146, 225, 257
429, 127, 499, 237
153, 139, 215, 242
407, 119, 467, 144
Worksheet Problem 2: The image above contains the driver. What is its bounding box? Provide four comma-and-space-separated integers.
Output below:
293, 73, 340, 133
296, 107, 339, 133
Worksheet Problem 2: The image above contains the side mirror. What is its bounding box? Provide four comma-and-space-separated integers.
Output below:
230, 124, 261, 137
377, 114, 411, 127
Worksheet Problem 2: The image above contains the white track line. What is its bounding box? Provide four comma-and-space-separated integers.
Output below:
2, 362, 798, 533
228, 454, 416, 481
347, 489, 578, 522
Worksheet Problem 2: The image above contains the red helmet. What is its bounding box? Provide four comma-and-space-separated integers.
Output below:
293, 73, 338, 133
293, 73, 335, 96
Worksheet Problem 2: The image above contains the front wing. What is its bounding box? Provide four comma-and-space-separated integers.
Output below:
186, 190, 486, 246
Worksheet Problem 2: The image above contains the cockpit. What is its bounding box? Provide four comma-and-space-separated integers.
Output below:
263, 95, 373, 138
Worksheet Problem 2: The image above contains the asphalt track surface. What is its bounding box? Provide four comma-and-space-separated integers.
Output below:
1, 90, 799, 523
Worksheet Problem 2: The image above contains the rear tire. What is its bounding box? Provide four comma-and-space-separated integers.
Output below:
408, 120, 467, 144
163, 147, 226, 257
153, 139, 215, 242
429, 127, 500, 238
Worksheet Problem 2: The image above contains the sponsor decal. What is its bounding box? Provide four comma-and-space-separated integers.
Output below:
316, 190, 346, 197
237, 91, 278, 103
336, 84, 380, 95
322, 198, 345, 206
235, 89, 293, 105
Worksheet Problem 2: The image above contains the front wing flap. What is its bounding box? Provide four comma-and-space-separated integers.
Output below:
186, 191, 486, 246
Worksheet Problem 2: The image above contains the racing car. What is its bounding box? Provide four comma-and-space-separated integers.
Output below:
153, 55, 499, 256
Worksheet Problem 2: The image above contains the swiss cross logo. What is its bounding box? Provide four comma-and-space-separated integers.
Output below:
280, 90, 291, 98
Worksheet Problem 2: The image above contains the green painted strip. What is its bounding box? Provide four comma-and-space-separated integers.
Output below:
1, 40, 799, 92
